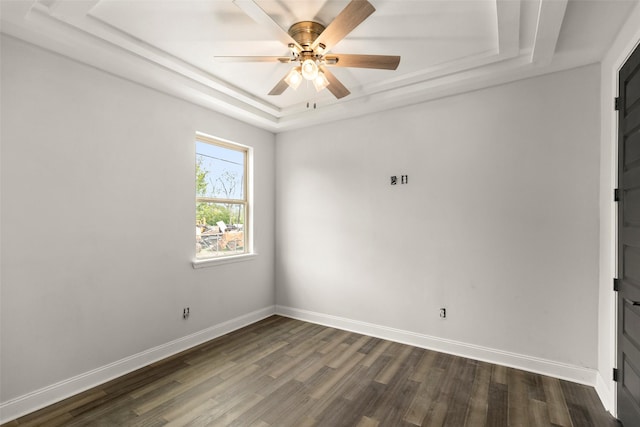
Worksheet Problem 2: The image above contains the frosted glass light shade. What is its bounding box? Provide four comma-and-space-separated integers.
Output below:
284, 67, 302, 89
313, 71, 330, 92
301, 59, 318, 80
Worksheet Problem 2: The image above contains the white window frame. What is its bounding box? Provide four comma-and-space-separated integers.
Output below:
192, 133, 255, 268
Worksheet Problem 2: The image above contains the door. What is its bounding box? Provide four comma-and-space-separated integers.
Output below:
618, 41, 640, 427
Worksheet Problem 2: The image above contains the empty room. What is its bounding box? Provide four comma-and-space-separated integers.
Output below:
2, 0, 640, 425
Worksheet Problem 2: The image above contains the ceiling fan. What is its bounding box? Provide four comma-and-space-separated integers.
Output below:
216, 0, 401, 99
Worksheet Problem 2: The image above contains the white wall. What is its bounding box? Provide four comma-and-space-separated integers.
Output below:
0, 35, 275, 413
2, 18, 628, 420
598, 2, 640, 414
276, 65, 601, 377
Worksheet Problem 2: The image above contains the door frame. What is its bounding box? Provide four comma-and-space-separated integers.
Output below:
615, 39, 640, 423
602, 11, 640, 416
611, 35, 640, 419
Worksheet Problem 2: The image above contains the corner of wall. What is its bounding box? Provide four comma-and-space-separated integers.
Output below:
595, 370, 615, 416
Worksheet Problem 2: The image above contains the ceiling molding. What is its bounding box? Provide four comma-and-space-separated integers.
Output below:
46, 0, 99, 17
1, 0, 626, 132
531, 0, 569, 65
497, 0, 521, 57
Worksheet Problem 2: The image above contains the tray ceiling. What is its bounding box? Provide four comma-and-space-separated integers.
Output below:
1, 0, 637, 131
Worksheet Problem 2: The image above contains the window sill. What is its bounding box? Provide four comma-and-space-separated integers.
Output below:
192, 253, 257, 269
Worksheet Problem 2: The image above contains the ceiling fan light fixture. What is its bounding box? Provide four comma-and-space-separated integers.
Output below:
313, 71, 330, 92
301, 58, 319, 80
284, 67, 302, 90
229, 1, 398, 100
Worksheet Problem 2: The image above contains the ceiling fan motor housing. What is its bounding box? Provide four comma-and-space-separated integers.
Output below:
288, 21, 326, 50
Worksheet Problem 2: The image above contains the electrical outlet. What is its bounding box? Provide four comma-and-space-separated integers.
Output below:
183, 307, 190, 319
440, 308, 446, 318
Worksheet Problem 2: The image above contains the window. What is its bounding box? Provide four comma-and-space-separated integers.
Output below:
195, 134, 249, 259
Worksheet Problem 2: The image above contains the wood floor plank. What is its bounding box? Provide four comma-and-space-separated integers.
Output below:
409, 349, 438, 382
264, 392, 316, 427
327, 335, 370, 369
228, 340, 289, 367
360, 339, 392, 367
527, 371, 546, 402
175, 361, 237, 390
287, 326, 335, 355
307, 363, 376, 422
10, 388, 105, 427
418, 355, 465, 426
376, 374, 421, 427
565, 402, 594, 427
257, 380, 308, 425
160, 363, 263, 422
226, 379, 303, 427
542, 376, 574, 427
289, 319, 315, 335
7, 412, 73, 427
127, 373, 183, 400
132, 371, 219, 416
314, 381, 385, 427
315, 396, 363, 427
463, 361, 491, 426
528, 398, 551, 427
404, 368, 444, 425
310, 352, 365, 399
422, 400, 448, 427
442, 358, 477, 426
3, 316, 619, 427
204, 393, 265, 426
507, 368, 530, 427
125, 376, 227, 426
294, 416, 317, 427
491, 364, 508, 385
559, 380, 619, 427
317, 330, 350, 354
65, 393, 136, 426
295, 340, 349, 382
374, 343, 414, 384
263, 327, 336, 380
163, 397, 219, 426
336, 364, 378, 402
356, 416, 380, 427
485, 381, 508, 427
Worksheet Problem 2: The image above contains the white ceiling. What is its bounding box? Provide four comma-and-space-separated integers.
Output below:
1, 0, 637, 132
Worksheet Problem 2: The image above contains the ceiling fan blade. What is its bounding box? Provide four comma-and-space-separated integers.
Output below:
215, 56, 292, 63
268, 74, 289, 95
311, 0, 376, 52
233, 0, 302, 51
320, 66, 350, 99
325, 53, 400, 70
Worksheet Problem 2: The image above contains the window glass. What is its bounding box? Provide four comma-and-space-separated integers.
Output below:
195, 137, 248, 259
196, 141, 245, 200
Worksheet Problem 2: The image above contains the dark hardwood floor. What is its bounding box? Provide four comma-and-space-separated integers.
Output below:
3, 316, 619, 426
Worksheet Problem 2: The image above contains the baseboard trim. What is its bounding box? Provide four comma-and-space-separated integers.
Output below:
275, 305, 598, 387
0, 305, 276, 424
595, 371, 616, 416
1, 305, 604, 424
